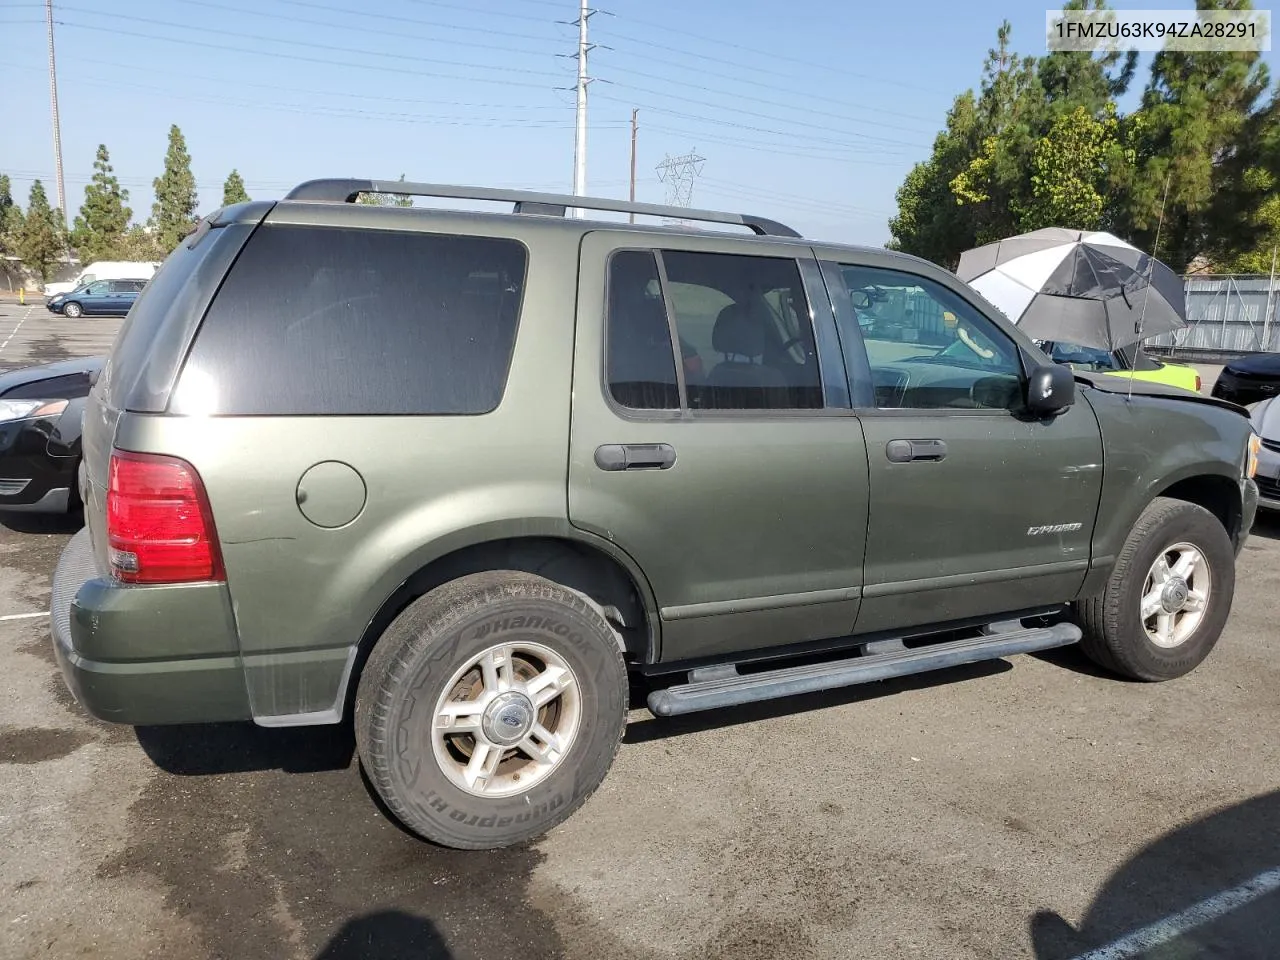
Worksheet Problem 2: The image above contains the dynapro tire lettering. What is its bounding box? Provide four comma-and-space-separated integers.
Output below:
423, 789, 567, 828
472, 615, 582, 644
1027, 523, 1084, 536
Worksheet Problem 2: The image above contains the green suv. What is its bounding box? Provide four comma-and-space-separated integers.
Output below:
51, 180, 1261, 850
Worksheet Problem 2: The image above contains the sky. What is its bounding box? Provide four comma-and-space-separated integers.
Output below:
1, 0, 1276, 248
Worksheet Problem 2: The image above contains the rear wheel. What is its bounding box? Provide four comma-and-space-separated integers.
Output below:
355, 571, 628, 849
1076, 497, 1235, 680
62, 302, 82, 318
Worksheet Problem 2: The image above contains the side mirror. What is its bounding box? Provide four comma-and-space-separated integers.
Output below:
1026, 363, 1075, 417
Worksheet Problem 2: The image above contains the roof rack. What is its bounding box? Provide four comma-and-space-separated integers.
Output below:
282, 178, 802, 239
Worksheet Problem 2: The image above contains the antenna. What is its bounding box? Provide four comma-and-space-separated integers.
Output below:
1128, 171, 1173, 401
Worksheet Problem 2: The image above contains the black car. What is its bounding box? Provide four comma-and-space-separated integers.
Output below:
0, 356, 103, 513
1211, 352, 1280, 406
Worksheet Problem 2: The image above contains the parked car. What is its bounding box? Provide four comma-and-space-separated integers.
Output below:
1212, 352, 1280, 406
50, 181, 1260, 851
46, 278, 147, 318
1036, 339, 1202, 393
42, 260, 159, 298
0, 356, 102, 513
1248, 397, 1280, 509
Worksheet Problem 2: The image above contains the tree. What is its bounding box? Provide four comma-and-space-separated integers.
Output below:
18, 180, 66, 283
117, 224, 160, 262
150, 124, 198, 254
1020, 103, 1123, 231
356, 173, 414, 207
0, 174, 21, 257
1114, 0, 1273, 269
72, 144, 132, 263
222, 169, 250, 207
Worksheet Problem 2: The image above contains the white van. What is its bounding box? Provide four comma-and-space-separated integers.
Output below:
43, 260, 160, 297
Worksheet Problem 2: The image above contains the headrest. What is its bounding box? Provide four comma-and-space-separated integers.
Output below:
712, 303, 765, 358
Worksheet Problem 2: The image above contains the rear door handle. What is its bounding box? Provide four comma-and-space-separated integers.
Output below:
595, 443, 677, 472
885, 439, 947, 463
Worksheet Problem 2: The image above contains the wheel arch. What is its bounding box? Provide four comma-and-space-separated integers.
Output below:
339, 533, 660, 720
1156, 473, 1244, 544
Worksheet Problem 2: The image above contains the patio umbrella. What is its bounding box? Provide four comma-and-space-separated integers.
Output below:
956, 228, 1187, 352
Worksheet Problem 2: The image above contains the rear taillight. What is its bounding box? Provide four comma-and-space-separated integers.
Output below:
107, 451, 224, 584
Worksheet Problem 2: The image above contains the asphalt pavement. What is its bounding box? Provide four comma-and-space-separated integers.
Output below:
1, 300, 1277, 960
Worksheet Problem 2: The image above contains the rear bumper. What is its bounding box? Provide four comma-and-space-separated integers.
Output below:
49, 527, 251, 725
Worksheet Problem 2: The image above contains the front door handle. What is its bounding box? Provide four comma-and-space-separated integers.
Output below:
885, 439, 947, 463
595, 443, 677, 472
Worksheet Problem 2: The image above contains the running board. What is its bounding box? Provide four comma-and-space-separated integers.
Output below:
646, 621, 1081, 717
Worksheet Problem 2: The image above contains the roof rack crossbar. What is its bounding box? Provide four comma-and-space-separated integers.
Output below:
283, 178, 802, 238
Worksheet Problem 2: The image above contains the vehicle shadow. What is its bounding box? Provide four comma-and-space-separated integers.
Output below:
0, 509, 84, 535
1030, 789, 1280, 959
1246, 509, 1280, 542
312, 909, 453, 960
623, 658, 1012, 743
134, 720, 355, 775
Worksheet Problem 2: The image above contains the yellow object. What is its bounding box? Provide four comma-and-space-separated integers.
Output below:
18, 288, 24, 305
942, 310, 957, 329
1248, 434, 1261, 479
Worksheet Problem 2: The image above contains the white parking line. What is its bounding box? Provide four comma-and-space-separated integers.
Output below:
0, 612, 48, 622
1068, 867, 1280, 960
0, 304, 36, 358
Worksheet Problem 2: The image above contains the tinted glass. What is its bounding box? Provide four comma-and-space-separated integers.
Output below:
606, 251, 680, 410
85, 281, 110, 295
1039, 340, 1120, 371
839, 264, 1022, 410
175, 224, 527, 416
661, 250, 822, 410
2, 372, 90, 400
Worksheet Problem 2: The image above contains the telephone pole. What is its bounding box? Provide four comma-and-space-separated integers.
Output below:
46, 0, 67, 222
571, 0, 594, 215
628, 108, 638, 223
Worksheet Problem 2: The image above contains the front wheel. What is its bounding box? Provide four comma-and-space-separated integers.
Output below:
1076, 497, 1235, 680
355, 571, 628, 849
62, 302, 82, 318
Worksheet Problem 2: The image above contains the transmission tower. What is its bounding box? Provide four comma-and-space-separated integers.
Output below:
655, 151, 705, 215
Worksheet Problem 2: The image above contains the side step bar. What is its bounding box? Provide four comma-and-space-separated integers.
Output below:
646, 621, 1081, 717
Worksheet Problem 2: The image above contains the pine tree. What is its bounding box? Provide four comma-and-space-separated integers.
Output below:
150, 124, 198, 254
72, 145, 132, 263
222, 169, 250, 207
18, 180, 66, 283
0, 174, 19, 257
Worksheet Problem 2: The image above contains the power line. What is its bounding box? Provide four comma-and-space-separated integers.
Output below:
595, 43, 944, 129
272, 0, 561, 43
49, 19, 564, 90
595, 93, 923, 153
639, 123, 912, 164
164, 0, 554, 61
401, 0, 560, 24
52, 7, 566, 79
7, 54, 570, 113
603, 16, 950, 96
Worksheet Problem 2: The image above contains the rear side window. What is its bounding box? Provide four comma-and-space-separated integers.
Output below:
605, 249, 823, 412
174, 224, 527, 416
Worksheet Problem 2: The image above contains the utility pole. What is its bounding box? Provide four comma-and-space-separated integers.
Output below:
46, 0, 67, 228
1264, 244, 1278, 352
655, 150, 705, 225
628, 108, 638, 223
571, 0, 594, 216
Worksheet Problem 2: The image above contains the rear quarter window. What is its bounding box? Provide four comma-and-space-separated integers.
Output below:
172, 224, 528, 416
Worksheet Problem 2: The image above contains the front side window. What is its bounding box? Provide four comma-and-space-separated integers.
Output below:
838, 264, 1023, 411
606, 249, 823, 412
85, 281, 110, 296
